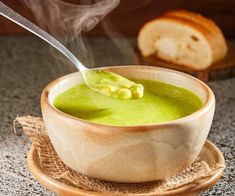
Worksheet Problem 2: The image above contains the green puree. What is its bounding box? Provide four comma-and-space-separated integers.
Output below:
54, 79, 203, 126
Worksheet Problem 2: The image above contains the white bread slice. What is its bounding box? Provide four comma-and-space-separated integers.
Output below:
138, 11, 228, 70
164, 10, 228, 63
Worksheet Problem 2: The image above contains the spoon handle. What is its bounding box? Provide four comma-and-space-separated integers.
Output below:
0, 1, 86, 71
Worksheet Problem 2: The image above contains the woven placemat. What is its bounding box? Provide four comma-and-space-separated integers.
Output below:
14, 116, 222, 195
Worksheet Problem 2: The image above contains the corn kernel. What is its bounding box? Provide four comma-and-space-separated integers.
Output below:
118, 88, 132, 99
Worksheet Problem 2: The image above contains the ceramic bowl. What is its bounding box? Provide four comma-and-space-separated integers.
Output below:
41, 66, 215, 183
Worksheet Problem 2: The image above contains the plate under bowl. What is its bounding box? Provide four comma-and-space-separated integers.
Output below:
27, 140, 224, 196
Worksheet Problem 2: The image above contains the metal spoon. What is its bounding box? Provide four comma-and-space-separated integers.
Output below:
0, 2, 143, 99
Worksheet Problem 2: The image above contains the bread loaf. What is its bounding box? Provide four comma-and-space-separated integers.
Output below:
138, 10, 228, 70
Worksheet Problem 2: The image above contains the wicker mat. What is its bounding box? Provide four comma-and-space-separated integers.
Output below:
14, 116, 222, 195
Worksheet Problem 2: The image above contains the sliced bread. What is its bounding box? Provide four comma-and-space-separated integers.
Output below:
138, 10, 228, 70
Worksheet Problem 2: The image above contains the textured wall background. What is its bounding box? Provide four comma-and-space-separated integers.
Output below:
0, 0, 235, 38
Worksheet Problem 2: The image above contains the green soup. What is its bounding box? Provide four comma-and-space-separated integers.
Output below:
54, 79, 203, 126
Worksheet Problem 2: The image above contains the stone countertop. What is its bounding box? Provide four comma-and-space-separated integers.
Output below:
0, 37, 234, 196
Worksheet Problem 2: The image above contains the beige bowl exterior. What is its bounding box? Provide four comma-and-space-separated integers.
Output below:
41, 66, 215, 183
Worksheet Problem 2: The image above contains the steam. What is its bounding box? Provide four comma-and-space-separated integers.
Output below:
101, 18, 138, 65
21, 0, 137, 74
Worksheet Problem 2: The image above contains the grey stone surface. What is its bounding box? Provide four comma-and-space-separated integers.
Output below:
0, 37, 234, 196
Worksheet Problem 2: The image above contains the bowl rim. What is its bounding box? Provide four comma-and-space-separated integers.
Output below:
41, 65, 215, 130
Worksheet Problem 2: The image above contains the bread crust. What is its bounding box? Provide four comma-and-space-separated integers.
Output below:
164, 10, 223, 35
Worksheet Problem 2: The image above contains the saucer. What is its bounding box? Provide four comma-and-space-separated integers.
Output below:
27, 140, 224, 196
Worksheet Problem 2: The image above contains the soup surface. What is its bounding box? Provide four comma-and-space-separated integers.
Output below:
54, 79, 203, 126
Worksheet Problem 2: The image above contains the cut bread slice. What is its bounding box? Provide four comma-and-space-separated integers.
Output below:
138, 11, 228, 70
164, 10, 228, 64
